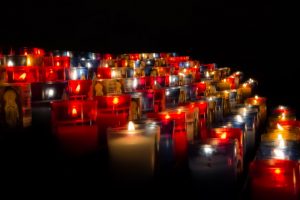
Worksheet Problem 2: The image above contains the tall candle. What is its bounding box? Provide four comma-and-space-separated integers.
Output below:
107, 121, 159, 182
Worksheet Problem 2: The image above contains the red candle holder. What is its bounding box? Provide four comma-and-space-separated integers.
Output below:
210, 127, 244, 159
194, 82, 206, 98
20, 47, 45, 56
42, 66, 66, 82
249, 159, 300, 200
43, 56, 70, 68
97, 67, 123, 79
0, 83, 32, 128
51, 100, 98, 156
95, 94, 131, 145
68, 80, 92, 99
6, 66, 40, 83
245, 96, 267, 105
4, 55, 27, 66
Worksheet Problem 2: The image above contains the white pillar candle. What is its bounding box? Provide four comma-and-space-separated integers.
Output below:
107, 121, 160, 182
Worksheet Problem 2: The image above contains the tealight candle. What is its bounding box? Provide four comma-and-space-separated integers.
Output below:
67, 80, 92, 99
107, 121, 160, 182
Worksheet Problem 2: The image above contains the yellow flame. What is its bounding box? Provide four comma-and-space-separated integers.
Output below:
254, 95, 259, 99
27, 58, 31, 66
18, 73, 27, 80
128, 121, 135, 131
277, 133, 283, 140
75, 84, 81, 93
277, 123, 284, 130
281, 113, 286, 120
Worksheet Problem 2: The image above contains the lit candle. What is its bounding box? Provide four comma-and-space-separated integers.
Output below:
67, 80, 92, 99
107, 121, 160, 182
51, 100, 98, 156
249, 159, 300, 200
189, 138, 242, 184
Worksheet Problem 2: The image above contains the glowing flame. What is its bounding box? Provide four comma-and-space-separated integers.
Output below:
254, 95, 259, 99
277, 123, 284, 130
165, 114, 170, 119
236, 115, 244, 123
71, 108, 77, 117
47, 88, 55, 97
220, 133, 227, 139
111, 70, 116, 78
273, 149, 285, 159
243, 83, 248, 88
274, 168, 281, 174
128, 121, 135, 131
27, 58, 31, 66
277, 134, 283, 140
56, 61, 60, 66
18, 73, 27, 80
183, 69, 187, 73
7, 60, 14, 66
281, 113, 286, 120
205, 71, 210, 78
113, 97, 119, 105
75, 84, 81, 93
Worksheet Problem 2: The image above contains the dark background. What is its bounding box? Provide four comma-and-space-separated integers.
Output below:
0, 0, 299, 197
2, 1, 289, 113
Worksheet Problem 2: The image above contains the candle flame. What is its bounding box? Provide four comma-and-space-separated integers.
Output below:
165, 114, 170, 119
220, 133, 227, 139
277, 123, 284, 130
274, 168, 281, 174
254, 95, 259, 99
111, 70, 116, 78
56, 61, 60, 67
277, 133, 283, 140
128, 121, 135, 131
7, 60, 14, 66
281, 113, 286, 120
71, 107, 77, 117
75, 84, 81, 93
27, 58, 31, 66
243, 83, 248, 88
18, 73, 27, 80
113, 97, 119, 105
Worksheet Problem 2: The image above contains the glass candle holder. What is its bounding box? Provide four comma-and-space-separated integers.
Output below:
0, 83, 31, 128
6, 66, 40, 83
165, 87, 180, 108
249, 159, 300, 200
69, 67, 88, 80
0, 66, 6, 83
43, 56, 70, 68
4, 55, 27, 66
107, 121, 160, 182
42, 66, 66, 82
95, 94, 131, 144
128, 92, 143, 121
189, 138, 241, 184
51, 100, 98, 156
67, 80, 92, 99
31, 82, 68, 103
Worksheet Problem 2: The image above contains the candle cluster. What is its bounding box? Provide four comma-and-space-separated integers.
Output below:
249, 105, 300, 199
1, 47, 267, 187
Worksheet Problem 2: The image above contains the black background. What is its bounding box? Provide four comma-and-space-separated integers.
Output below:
2, 0, 290, 112
1, 0, 299, 197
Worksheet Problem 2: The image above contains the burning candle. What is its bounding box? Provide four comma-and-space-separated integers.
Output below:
51, 100, 98, 156
107, 121, 160, 182
67, 80, 92, 99
69, 67, 88, 80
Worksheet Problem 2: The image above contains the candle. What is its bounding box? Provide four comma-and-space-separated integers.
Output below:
189, 138, 242, 185
6, 66, 40, 83
4, 55, 27, 66
0, 83, 31, 128
51, 100, 98, 156
42, 66, 66, 82
107, 121, 160, 182
43, 56, 70, 68
69, 67, 88, 80
165, 87, 180, 108
245, 95, 267, 122
249, 159, 300, 200
128, 92, 142, 121
95, 94, 131, 145
31, 82, 68, 102
67, 80, 92, 99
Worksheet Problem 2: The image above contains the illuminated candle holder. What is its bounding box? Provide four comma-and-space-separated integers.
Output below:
256, 140, 300, 161
4, 55, 27, 66
43, 56, 70, 68
210, 127, 244, 170
189, 138, 242, 185
69, 67, 88, 80
193, 82, 206, 99
67, 80, 92, 99
51, 100, 98, 156
261, 130, 300, 143
31, 82, 68, 102
216, 79, 231, 91
95, 94, 131, 144
245, 95, 267, 122
6, 66, 40, 83
165, 87, 180, 108
42, 66, 66, 82
0, 83, 31, 128
136, 89, 164, 113
96, 67, 123, 79
169, 75, 179, 87
107, 121, 160, 182
249, 159, 300, 200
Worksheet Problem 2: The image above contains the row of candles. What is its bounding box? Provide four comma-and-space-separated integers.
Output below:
1, 49, 265, 186
249, 106, 300, 199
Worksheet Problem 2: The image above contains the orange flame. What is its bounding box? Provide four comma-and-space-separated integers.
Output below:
18, 73, 27, 80
113, 97, 119, 105
75, 84, 81, 93
71, 108, 77, 117
220, 133, 227, 139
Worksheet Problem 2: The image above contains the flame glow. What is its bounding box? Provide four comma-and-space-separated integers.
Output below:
75, 84, 81, 93
220, 133, 227, 139
113, 97, 119, 105
18, 73, 27, 80
71, 108, 77, 117
128, 121, 135, 131
277, 123, 284, 130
